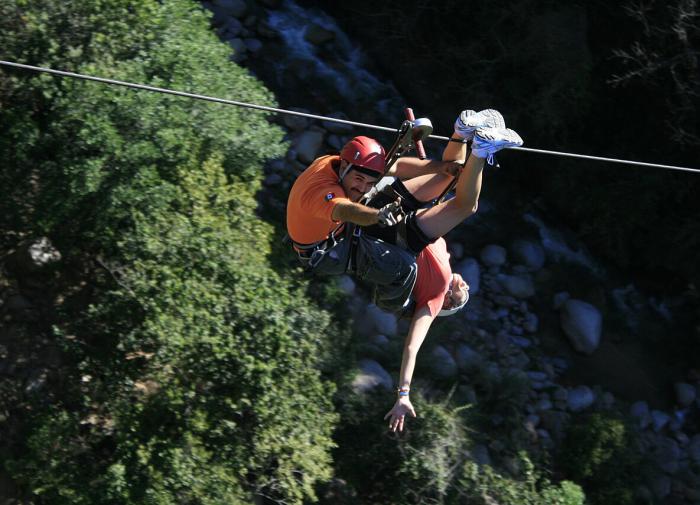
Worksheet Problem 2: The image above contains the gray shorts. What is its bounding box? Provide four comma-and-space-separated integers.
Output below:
308, 231, 417, 313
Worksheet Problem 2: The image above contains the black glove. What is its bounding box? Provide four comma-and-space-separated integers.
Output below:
377, 198, 404, 227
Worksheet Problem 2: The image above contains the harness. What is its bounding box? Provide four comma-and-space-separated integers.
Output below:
292, 223, 362, 272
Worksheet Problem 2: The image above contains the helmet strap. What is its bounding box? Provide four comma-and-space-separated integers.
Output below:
339, 163, 353, 182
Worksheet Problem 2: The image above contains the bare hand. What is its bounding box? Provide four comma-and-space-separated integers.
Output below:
384, 397, 416, 432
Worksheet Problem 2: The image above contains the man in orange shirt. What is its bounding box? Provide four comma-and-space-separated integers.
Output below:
287, 135, 463, 311
358, 109, 523, 431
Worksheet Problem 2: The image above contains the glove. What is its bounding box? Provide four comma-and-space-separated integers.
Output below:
377, 198, 404, 227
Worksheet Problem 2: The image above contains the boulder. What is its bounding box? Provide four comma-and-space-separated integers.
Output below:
454, 344, 483, 371
283, 108, 312, 131
552, 291, 570, 310
304, 24, 335, 45
322, 112, 355, 135
560, 299, 602, 354
510, 239, 545, 271
497, 274, 535, 299
674, 382, 696, 407
335, 275, 356, 295
566, 385, 595, 412
630, 401, 652, 429
366, 304, 397, 337
480, 244, 507, 267
295, 130, 325, 164
431, 346, 458, 379
244, 38, 263, 53
651, 410, 671, 432
653, 436, 681, 474
454, 258, 480, 295
352, 359, 392, 393
688, 434, 700, 463
213, 0, 247, 18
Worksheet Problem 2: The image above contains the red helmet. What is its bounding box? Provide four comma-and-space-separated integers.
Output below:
340, 136, 386, 177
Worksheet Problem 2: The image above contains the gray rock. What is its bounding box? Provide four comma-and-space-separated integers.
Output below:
321, 112, 355, 135
498, 274, 535, 299
304, 23, 335, 45
335, 275, 355, 294
654, 437, 681, 474
213, 0, 247, 18
454, 344, 483, 371
221, 17, 243, 38
552, 291, 570, 310
228, 37, 247, 62
631, 401, 652, 429
510, 239, 545, 271
480, 245, 507, 267
263, 173, 282, 186
283, 108, 312, 131
352, 359, 392, 393
675, 382, 697, 407
244, 38, 263, 53
326, 134, 343, 151
449, 242, 464, 260
454, 258, 480, 295
539, 411, 570, 440
536, 398, 553, 411
470, 444, 492, 467
294, 130, 325, 164
522, 312, 539, 333
651, 475, 672, 500
567, 385, 595, 412
688, 434, 700, 463
560, 299, 602, 354
431, 346, 458, 379
367, 304, 397, 337
651, 410, 671, 432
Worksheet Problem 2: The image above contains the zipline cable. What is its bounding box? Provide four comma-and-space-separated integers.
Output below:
1, 59, 699, 175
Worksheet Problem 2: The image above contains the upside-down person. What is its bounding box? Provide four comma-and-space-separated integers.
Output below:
359, 109, 523, 432
286, 135, 462, 311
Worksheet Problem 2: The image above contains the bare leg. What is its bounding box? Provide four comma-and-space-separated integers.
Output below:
413, 153, 486, 240
399, 134, 469, 203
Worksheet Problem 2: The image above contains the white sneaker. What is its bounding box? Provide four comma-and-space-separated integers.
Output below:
453, 109, 505, 140
471, 127, 523, 164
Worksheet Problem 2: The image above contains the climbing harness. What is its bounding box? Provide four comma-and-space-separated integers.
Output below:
1, 60, 698, 175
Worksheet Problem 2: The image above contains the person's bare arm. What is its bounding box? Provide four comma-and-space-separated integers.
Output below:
384, 304, 435, 432
331, 200, 380, 226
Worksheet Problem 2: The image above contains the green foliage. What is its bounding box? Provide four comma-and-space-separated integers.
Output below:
559, 413, 643, 505
1, 1, 340, 503
459, 453, 585, 505
331, 389, 471, 504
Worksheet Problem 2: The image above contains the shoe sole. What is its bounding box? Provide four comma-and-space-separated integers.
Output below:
465, 109, 505, 130
474, 127, 523, 147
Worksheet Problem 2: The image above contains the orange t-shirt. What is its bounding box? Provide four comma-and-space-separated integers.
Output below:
413, 237, 452, 318
286, 155, 351, 245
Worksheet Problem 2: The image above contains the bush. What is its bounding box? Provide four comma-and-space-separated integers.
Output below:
459, 452, 585, 505
1, 1, 340, 503
559, 413, 643, 505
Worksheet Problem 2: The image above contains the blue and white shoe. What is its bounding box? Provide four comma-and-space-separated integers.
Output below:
453, 109, 505, 140
471, 127, 523, 164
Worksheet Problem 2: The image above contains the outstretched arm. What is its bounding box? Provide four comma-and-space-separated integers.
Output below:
384, 304, 435, 432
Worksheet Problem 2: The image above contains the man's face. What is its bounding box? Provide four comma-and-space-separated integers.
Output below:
341, 168, 379, 202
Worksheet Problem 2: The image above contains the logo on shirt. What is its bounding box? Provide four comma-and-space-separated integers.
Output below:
324, 192, 335, 201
